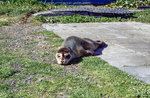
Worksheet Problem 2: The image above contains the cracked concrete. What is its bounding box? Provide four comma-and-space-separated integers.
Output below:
42, 22, 150, 83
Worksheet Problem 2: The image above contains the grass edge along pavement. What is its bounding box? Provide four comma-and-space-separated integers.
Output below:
34, 9, 150, 24
0, 30, 150, 97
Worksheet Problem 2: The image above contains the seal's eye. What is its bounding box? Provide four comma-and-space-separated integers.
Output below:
57, 54, 61, 58
65, 54, 71, 59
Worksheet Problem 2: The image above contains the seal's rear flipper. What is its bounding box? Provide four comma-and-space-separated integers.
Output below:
96, 40, 106, 48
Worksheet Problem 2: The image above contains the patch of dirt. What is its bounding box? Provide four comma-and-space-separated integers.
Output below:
0, 23, 56, 63
18, 12, 34, 24
0, 22, 58, 92
0, 16, 21, 22
0, 17, 9, 21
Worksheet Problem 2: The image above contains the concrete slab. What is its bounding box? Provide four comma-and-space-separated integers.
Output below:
42, 22, 150, 83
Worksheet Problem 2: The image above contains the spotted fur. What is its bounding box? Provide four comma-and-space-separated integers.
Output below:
56, 36, 104, 65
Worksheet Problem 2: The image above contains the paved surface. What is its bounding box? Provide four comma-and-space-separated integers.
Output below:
42, 22, 150, 83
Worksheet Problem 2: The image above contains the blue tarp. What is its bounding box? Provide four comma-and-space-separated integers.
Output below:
40, 0, 116, 5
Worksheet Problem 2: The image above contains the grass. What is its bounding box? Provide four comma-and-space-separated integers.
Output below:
0, 21, 10, 27
35, 9, 150, 24
0, 0, 50, 26
0, 36, 12, 40
0, 42, 10, 47
0, 0, 71, 26
0, 15, 24, 27
0, 21, 9, 27
131, 9, 150, 23
0, 56, 18, 79
1, 0, 150, 97
0, 0, 49, 16
34, 14, 121, 23
0, 82, 13, 98
0, 0, 77, 23
1, 30, 150, 97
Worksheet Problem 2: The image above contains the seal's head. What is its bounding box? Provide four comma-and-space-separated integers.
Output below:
56, 47, 72, 65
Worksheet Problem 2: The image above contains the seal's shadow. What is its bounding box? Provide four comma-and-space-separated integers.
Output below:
94, 42, 108, 56
69, 42, 108, 65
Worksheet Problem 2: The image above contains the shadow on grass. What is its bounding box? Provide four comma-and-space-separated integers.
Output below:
70, 57, 83, 65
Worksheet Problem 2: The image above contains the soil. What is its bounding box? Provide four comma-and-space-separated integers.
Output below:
0, 22, 56, 63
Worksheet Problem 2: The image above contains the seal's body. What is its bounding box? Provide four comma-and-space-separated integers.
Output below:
56, 36, 103, 65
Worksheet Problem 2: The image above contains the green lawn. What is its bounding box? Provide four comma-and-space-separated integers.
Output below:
1, 31, 150, 97
0, 0, 71, 27
1, 0, 150, 97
